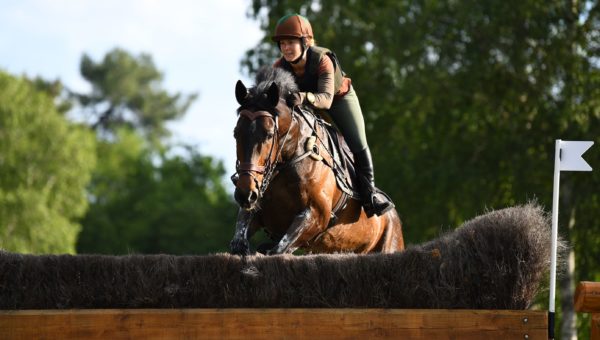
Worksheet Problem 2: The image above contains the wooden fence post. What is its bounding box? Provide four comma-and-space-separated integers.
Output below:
574, 281, 600, 340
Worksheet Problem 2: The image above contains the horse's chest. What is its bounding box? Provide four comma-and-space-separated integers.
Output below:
262, 178, 306, 209
266, 170, 311, 201
257, 174, 308, 232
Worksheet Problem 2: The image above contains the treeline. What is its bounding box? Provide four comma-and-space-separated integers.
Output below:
0, 48, 236, 256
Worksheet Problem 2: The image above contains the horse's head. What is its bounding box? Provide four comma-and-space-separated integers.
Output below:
232, 67, 297, 210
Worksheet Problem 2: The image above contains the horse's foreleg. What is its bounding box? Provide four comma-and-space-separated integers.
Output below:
269, 207, 314, 255
229, 208, 256, 256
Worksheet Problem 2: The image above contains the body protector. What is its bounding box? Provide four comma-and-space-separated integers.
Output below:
277, 46, 345, 95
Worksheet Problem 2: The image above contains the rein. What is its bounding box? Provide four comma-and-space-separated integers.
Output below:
256, 105, 335, 195
233, 102, 351, 231
293, 107, 345, 176
233, 103, 349, 222
258, 112, 295, 198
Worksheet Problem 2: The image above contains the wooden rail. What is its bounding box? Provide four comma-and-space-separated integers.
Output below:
0, 309, 547, 340
575, 281, 600, 340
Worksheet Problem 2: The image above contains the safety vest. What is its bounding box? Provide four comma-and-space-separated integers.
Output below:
277, 46, 345, 94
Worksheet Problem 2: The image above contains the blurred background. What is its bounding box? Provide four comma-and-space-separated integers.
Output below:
1, 1, 599, 338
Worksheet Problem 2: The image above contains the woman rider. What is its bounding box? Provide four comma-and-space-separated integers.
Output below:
272, 13, 395, 217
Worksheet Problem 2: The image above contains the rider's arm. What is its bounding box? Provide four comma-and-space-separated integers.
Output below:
305, 56, 335, 110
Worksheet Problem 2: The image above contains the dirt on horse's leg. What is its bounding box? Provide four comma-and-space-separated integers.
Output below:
229, 208, 256, 255
270, 207, 315, 255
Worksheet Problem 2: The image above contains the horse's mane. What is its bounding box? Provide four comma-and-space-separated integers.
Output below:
253, 66, 298, 96
246, 67, 298, 109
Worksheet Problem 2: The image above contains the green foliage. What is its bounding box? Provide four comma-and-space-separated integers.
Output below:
0, 71, 96, 253
77, 128, 237, 255
72, 47, 238, 255
77, 48, 198, 144
26, 77, 73, 114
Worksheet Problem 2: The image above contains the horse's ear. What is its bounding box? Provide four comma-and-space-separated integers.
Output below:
235, 80, 248, 105
267, 82, 279, 107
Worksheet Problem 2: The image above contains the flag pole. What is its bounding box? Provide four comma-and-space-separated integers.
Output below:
549, 139, 561, 340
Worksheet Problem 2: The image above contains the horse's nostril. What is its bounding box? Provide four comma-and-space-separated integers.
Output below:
234, 189, 246, 205
248, 190, 259, 203
230, 173, 239, 186
234, 188, 258, 207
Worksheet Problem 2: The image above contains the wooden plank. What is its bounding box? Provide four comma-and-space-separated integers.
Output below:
592, 314, 600, 340
575, 281, 600, 313
0, 309, 547, 340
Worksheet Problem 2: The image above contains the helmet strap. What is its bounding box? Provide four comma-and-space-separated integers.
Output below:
290, 38, 307, 65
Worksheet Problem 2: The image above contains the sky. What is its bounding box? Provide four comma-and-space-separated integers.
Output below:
0, 0, 264, 179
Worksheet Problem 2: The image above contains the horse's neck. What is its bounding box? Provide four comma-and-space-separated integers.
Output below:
285, 109, 323, 161
279, 112, 305, 160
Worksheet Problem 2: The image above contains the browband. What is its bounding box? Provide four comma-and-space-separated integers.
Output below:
239, 110, 273, 121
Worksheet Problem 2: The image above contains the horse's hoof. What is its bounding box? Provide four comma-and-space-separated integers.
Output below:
229, 238, 251, 256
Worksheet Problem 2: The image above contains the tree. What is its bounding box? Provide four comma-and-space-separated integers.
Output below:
72, 48, 237, 255
243, 1, 600, 338
27, 76, 73, 114
77, 128, 237, 255
0, 71, 96, 254
76, 48, 198, 144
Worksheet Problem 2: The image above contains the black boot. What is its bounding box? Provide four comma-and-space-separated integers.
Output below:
354, 147, 395, 217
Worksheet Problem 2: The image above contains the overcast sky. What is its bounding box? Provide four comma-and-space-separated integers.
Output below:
0, 0, 264, 179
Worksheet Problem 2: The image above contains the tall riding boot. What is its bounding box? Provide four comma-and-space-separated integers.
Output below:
354, 147, 395, 217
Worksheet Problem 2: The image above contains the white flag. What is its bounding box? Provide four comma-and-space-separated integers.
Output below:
560, 141, 594, 171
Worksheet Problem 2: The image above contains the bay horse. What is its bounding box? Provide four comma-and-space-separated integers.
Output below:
229, 67, 404, 255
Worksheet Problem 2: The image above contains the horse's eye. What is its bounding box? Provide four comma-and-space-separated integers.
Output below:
266, 132, 275, 139
233, 127, 239, 139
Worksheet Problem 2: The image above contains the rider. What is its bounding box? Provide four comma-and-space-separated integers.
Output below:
271, 13, 395, 217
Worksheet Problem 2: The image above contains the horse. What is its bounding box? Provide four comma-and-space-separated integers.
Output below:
229, 67, 404, 256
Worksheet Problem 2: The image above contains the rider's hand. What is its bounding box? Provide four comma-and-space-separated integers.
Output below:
291, 92, 305, 107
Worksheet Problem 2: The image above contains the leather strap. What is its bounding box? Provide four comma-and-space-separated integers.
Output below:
237, 162, 266, 174
329, 191, 349, 227
239, 110, 273, 121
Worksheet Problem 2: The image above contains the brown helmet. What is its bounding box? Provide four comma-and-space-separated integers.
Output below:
271, 14, 313, 42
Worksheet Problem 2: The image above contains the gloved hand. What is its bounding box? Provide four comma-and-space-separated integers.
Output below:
291, 92, 305, 107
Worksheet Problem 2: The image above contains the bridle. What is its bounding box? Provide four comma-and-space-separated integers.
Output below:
232, 104, 296, 199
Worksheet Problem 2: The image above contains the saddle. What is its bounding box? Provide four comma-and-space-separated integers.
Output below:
295, 107, 361, 223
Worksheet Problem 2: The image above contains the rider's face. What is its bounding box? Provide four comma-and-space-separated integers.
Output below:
279, 39, 303, 62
